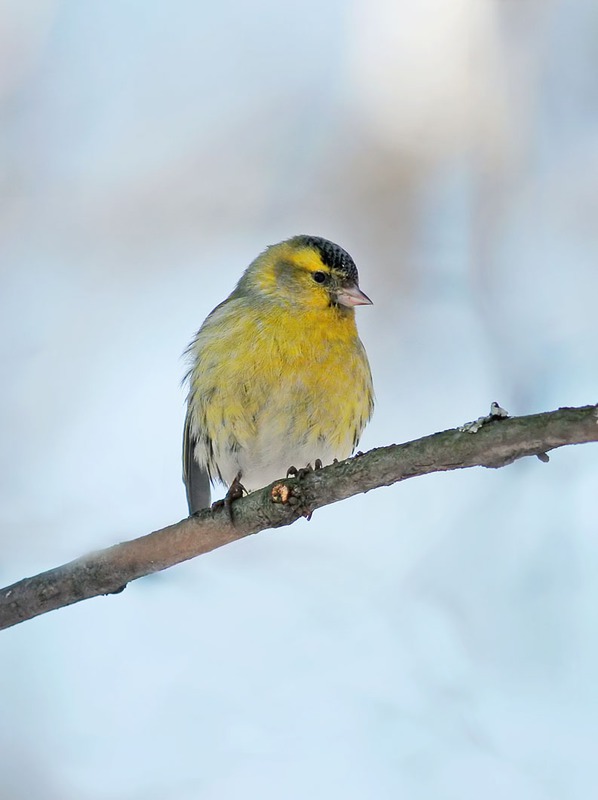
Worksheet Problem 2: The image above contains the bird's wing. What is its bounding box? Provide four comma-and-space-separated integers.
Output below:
182, 408, 211, 514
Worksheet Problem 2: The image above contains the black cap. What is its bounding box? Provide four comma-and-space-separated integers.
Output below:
294, 235, 359, 285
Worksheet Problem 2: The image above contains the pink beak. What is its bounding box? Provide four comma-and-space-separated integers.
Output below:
336, 284, 373, 308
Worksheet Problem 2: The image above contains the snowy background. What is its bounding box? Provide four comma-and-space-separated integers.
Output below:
2, 1, 598, 798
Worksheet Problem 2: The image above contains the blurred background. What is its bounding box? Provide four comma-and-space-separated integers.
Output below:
1, 1, 598, 797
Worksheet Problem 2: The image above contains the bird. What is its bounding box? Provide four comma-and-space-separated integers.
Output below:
182, 234, 374, 515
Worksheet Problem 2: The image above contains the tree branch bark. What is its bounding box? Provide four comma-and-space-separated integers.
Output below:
2, 404, 597, 631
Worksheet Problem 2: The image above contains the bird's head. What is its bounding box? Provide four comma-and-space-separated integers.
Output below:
240, 235, 372, 312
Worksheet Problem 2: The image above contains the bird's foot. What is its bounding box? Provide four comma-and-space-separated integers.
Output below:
286, 458, 323, 481
279, 459, 323, 520
211, 474, 246, 522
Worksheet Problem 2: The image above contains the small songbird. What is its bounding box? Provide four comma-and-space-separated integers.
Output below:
183, 235, 374, 514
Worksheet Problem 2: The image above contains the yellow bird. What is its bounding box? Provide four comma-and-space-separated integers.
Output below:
183, 235, 374, 514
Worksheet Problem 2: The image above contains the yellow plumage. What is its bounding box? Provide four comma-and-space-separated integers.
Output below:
183, 235, 374, 513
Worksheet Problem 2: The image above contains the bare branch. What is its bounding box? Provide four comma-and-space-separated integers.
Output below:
1, 404, 597, 631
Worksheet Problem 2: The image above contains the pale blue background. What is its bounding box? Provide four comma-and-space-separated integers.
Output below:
1, 1, 598, 798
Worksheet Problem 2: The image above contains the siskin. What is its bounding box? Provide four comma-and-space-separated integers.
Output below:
183, 235, 374, 514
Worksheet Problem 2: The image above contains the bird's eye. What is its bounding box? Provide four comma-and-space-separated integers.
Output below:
313, 271, 327, 284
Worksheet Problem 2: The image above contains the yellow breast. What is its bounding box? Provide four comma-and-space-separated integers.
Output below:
187, 296, 373, 488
